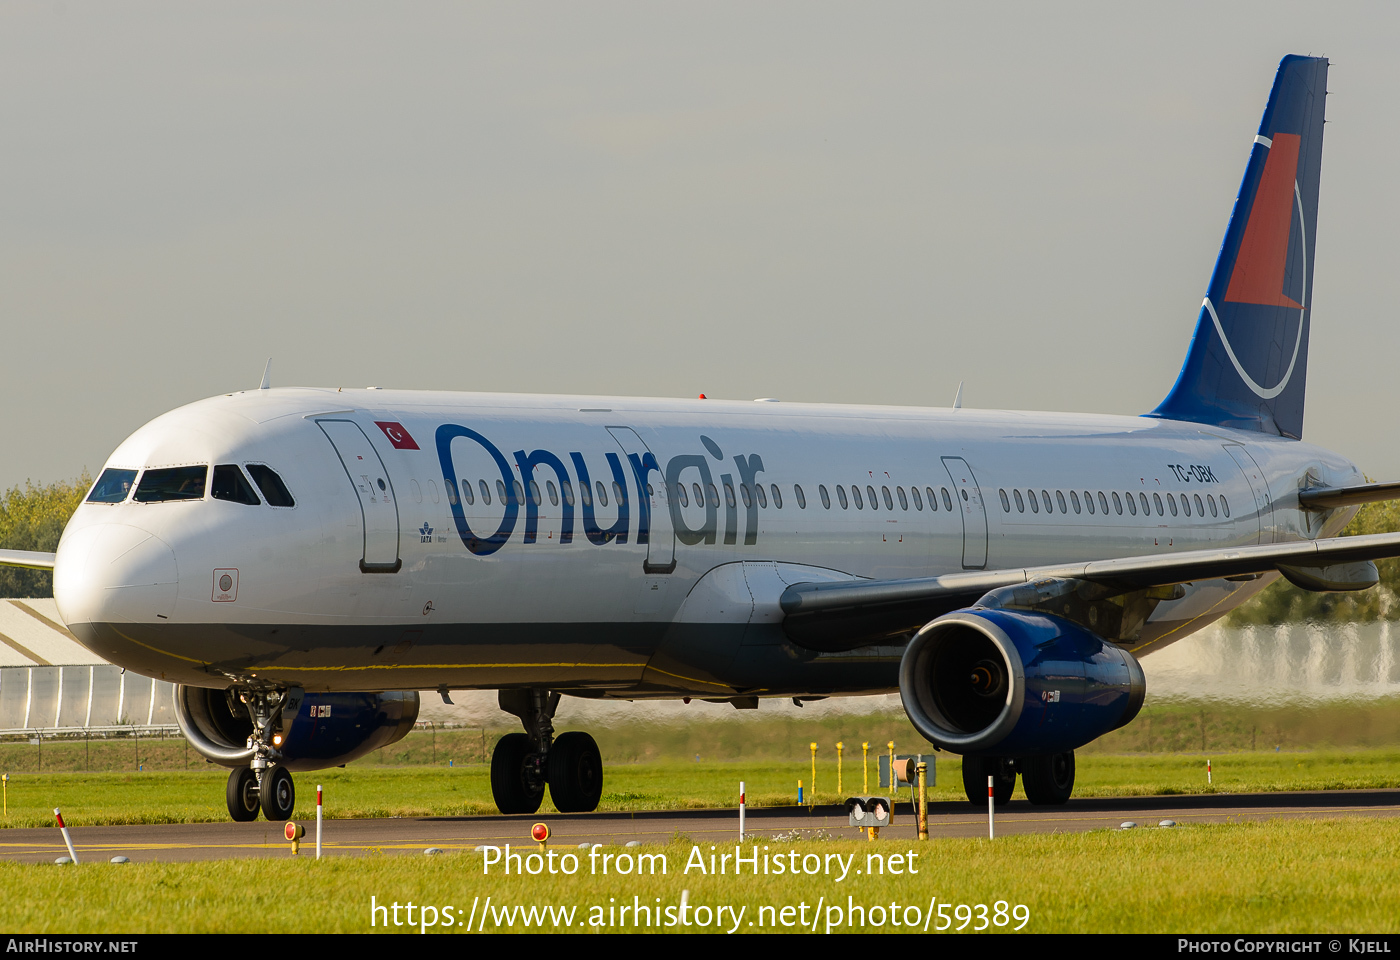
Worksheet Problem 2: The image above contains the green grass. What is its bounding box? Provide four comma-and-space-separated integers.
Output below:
0, 749, 1397, 829
2, 819, 1398, 933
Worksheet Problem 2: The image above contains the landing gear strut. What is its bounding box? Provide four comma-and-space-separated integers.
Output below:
220, 686, 302, 822
491, 690, 603, 814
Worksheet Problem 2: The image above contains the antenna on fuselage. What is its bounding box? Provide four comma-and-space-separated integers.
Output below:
259, 359, 272, 391
952, 381, 964, 410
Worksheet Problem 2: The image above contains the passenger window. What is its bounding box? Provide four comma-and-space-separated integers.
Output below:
86, 468, 138, 504
1055, 490, 1067, 513
1221, 495, 1230, 517
562, 481, 575, 507
1112, 491, 1122, 515
527, 481, 540, 506
911, 486, 923, 510
723, 483, 736, 508
794, 484, 805, 509
819, 485, 831, 509
1083, 490, 1095, 515
771, 484, 783, 509
597, 481, 609, 507
1181, 494, 1191, 517
852, 486, 864, 509
1125, 492, 1136, 516
498, 480, 510, 504
1028, 490, 1039, 514
245, 465, 295, 507
877, 486, 889, 510
212, 465, 260, 505
1013, 489, 1025, 513
515, 481, 526, 506
867, 485, 879, 510
941, 488, 953, 511
1153, 493, 1164, 516
707, 484, 720, 508
756, 484, 768, 509
479, 480, 491, 505
1041, 490, 1054, 514
740, 484, 753, 509
676, 483, 689, 507
1167, 494, 1179, 517
579, 481, 591, 507
928, 487, 939, 511
693, 483, 705, 506
410, 479, 422, 504
1207, 494, 1218, 517
1069, 490, 1081, 514
1139, 492, 1150, 515
612, 481, 625, 505
428, 479, 439, 504
999, 489, 1011, 512
837, 485, 848, 509
547, 480, 559, 507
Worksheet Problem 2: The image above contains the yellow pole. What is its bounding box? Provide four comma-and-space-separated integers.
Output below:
2, 773, 7, 817
809, 743, 817, 805
917, 761, 928, 840
862, 742, 869, 794
836, 742, 844, 795
888, 741, 896, 795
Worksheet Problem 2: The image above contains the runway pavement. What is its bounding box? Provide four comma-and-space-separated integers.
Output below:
2, 789, 1396, 863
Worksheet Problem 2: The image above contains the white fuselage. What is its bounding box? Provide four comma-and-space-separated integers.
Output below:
51, 388, 1361, 699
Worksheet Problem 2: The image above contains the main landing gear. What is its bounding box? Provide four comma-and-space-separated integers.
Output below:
961, 751, 1076, 807
221, 687, 300, 822
491, 690, 603, 815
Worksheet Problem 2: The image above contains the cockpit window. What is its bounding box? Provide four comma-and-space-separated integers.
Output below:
212, 465, 261, 505
246, 464, 296, 507
134, 466, 208, 503
86, 468, 138, 504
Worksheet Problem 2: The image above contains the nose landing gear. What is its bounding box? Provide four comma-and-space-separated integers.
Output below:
219, 686, 302, 822
491, 689, 603, 815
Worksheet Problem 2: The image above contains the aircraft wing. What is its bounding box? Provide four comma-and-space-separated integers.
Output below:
0, 550, 56, 571
779, 531, 1400, 649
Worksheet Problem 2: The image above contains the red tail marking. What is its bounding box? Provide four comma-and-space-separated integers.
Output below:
1224, 133, 1302, 308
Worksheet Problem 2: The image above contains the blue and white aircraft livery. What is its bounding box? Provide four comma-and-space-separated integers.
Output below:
4, 55, 1398, 818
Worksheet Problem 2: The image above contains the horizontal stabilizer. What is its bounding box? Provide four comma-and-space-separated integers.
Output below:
1298, 480, 1400, 510
0, 550, 56, 571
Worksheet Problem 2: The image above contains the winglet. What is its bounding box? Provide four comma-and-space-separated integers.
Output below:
259, 359, 272, 391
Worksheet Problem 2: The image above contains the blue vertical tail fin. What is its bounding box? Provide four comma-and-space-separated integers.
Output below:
1149, 55, 1328, 439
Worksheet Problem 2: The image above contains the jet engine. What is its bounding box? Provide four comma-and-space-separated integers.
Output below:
175, 685, 419, 771
898, 608, 1144, 756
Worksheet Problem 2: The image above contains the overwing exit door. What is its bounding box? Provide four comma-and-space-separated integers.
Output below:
942, 456, 988, 569
318, 420, 402, 572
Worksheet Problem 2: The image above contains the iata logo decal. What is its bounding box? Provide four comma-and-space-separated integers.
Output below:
375, 421, 420, 450
419, 522, 433, 543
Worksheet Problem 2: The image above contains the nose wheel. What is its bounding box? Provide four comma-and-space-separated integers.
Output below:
260, 766, 296, 821
226, 767, 260, 822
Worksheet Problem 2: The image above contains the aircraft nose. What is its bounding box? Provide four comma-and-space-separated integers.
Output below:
54, 523, 179, 627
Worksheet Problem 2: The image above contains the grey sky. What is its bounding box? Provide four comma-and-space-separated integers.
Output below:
3, 2, 1397, 490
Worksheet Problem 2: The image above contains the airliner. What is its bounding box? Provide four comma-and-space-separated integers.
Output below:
4, 54, 1397, 821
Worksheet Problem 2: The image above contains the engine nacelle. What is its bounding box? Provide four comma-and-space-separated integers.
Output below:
898, 608, 1144, 756
175, 686, 419, 770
